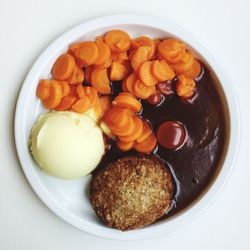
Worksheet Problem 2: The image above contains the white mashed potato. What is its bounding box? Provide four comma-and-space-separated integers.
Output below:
30, 111, 105, 179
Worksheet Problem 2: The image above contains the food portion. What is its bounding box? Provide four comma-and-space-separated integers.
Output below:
90, 155, 174, 231
30, 111, 104, 179
30, 29, 227, 231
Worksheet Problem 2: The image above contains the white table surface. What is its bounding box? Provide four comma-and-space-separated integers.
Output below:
1, 0, 250, 249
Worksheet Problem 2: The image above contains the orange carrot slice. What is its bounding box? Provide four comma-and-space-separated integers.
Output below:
67, 65, 84, 85
109, 62, 129, 81
103, 107, 130, 130
158, 39, 185, 59
36, 80, 51, 100
171, 50, 194, 74
91, 68, 111, 94
111, 51, 128, 62
165, 47, 185, 64
55, 95, 77, 111
151, 60, 169, 81
119, 116, 143, 142
52, 53, 75, 80
136, 120, 152, 143
71, 96, 91, 113
111, 115, 135, 136
133, 80, 156, 99
134, 36, 155, 59
76, 84, 85, 98
94, 95, 112, 119
116, 140, 134, 151
94, 58, 112, 69
74, 42, 99, 66
83, 86, 99, 108
183, 59, 201, 79
176, 75, 196, 98
131, 45, 151, 71
95, 36, 104, 42
42, 80, 62, 109
59, 81, 70, 97
134, 133, 157, 153
138, 61, 158, 86
112, 92, 142, 113
124, 73, 137, 94
94, 41, 111, 66
104, 30, 131, 52
69, 85, 78, 98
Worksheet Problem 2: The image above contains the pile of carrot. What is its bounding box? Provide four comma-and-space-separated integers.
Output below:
103, 92, 157, 153
35, 29, 202, 152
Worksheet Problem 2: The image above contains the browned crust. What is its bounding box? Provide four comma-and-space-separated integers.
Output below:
90, 155, 174, 231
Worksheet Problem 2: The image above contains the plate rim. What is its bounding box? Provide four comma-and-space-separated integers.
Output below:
14, 14, 241, 240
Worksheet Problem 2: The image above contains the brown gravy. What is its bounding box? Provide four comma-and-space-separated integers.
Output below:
92, 62, 227, 218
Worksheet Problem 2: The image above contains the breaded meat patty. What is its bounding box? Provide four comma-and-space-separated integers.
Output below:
90, 155, 174, 231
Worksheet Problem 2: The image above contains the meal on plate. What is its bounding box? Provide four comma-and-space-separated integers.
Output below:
29, 29, 227, 230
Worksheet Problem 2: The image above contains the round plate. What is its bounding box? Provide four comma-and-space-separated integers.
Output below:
15, 15, 240, 240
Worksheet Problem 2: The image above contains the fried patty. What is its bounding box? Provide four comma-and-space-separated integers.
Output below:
90, 155, 174, 231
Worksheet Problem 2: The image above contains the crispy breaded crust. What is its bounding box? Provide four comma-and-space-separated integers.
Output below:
90, 155, 174, 231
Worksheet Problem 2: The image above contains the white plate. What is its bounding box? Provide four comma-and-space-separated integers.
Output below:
15, 15, 240, 240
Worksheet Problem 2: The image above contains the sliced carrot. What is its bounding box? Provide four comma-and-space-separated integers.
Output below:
83, 86, 99, 108
111, 51, 128, 62
123, 73, 137, 94
95, 35, 104, 42
152, 39, 161, 59
133, 80, 156, 99
103, 107, 130, 130
151, 60, 168, 81
55, 95, 77, 111
36, 80, 50, 100
158, 39, 185, 59
42, 80, 62, 109
109, 62, 129, 81
165, 47, 185, 64
94, 95, 112, 119
160, 60, 175, 80
94, 96, 111, 118
116, 140, 134, 151
104, 30, 131, 52
112, 92, 142, 113
130, 39, 140, 50
94, 58, 112, 69
153, 39, 161, 48
134, 36, 155, 59
183, 59, 201, 79
74, 42, 99, 66
171, 50, 194, 74
68, 42, 83, 54
59, 81, 70, 97
69, 85, 78, 98
131, 45, 152, 71
52, 53, 75, 80
71, 96, 91, 113
176, 75, 196, 98
111, 115, 135, 136
138, 61, 158, 86
76, 85, 99, 108
67, 65, 84, 85
134, 133, 157, 153
94, 41, 111, 66
119, 116, 143, 142
91, 68, 111, 94
76, 84, 84, 98
136, 120, 152, 143
84, 66, 94, 83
